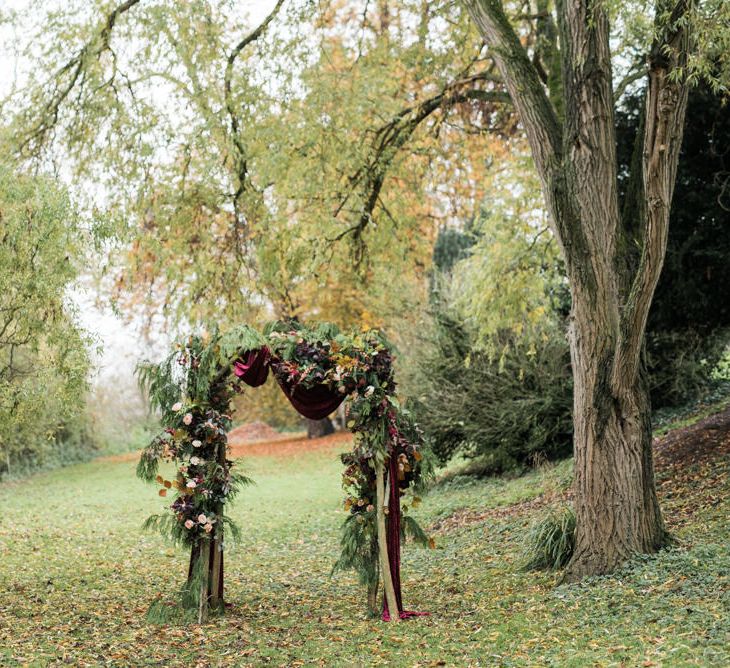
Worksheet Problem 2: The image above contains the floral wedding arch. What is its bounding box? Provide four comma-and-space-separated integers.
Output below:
137, 320, 432, 623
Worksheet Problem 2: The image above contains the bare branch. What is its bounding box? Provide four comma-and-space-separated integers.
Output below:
614, 64, 649, 104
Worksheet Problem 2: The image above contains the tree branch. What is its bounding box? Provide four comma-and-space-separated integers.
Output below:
461, 0, 593, 280
224, 0, 285, 233
329, 71, 510, 264
19, 0, 142, 155
617, 0, 695, 384
614, 63, 649, 104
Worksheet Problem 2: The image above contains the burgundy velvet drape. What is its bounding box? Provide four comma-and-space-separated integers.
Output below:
276, 377, 345, 420
233, 348, 270, 387
383, 453, 404, 617
235, 347, 344, 420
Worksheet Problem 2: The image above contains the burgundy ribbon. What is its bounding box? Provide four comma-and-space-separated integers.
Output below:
382, 453, 429, 621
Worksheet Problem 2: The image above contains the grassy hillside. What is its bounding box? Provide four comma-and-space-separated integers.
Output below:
0, 412, 728, 667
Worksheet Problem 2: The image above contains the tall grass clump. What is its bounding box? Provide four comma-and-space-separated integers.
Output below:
521, 505, 576, 571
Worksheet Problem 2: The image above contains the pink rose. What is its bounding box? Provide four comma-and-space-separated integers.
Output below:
186, 480, 196, 489
183, 413, 193, 425
204, 523, 213, 533
197, 513, 208, 524
172, 402, 183, 412
184, 519, 194, 529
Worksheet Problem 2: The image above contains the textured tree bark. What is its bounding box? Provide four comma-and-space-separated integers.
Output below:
463, 0, 693, 580
564, 302, 666, 581
375, 460, 400, 621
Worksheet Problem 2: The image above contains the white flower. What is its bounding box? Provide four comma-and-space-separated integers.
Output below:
364, 385, 375, 398
184, 519, 194, 529
197, 513, 208, 524
190, 456, 202, 466
171, 402, 183, 412
192, 439, 202, 448
182, 413, 193, 425
186, 480, 197, 489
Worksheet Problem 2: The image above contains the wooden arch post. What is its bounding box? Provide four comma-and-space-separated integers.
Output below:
375, 459, 400, 622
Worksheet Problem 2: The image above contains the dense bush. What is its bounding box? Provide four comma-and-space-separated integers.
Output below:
408, 311, 573, 474
647, 329, 730, 408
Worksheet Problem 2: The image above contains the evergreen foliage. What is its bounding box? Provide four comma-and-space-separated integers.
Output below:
410, 312, 573, 473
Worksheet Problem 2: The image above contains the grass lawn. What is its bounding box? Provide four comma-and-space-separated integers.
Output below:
0, 431, 728, 667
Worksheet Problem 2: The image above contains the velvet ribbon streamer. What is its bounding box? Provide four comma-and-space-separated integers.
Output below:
382, 453, 429, 621
233, 348, 270, 387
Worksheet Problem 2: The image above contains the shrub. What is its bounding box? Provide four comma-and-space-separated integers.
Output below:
521, 505, 576, 571
0, 160, 93, 477
406, 311, 573, 474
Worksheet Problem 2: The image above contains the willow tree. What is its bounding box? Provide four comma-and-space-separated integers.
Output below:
5, 1, 515, 332
461, 0, 716, 580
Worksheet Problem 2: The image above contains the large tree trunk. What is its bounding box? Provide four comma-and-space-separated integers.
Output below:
463, 0, 693, 579
564, 303, 666, 581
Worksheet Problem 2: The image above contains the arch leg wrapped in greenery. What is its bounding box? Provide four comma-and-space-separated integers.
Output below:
137, 321, 432, 623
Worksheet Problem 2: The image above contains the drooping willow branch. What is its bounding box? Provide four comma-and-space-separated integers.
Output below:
19, 0, 143, 155
224, 0, 286, 238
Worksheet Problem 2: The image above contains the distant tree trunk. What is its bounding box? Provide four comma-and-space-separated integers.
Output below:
463, 0, 694, 580
306, 417, 334, 439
